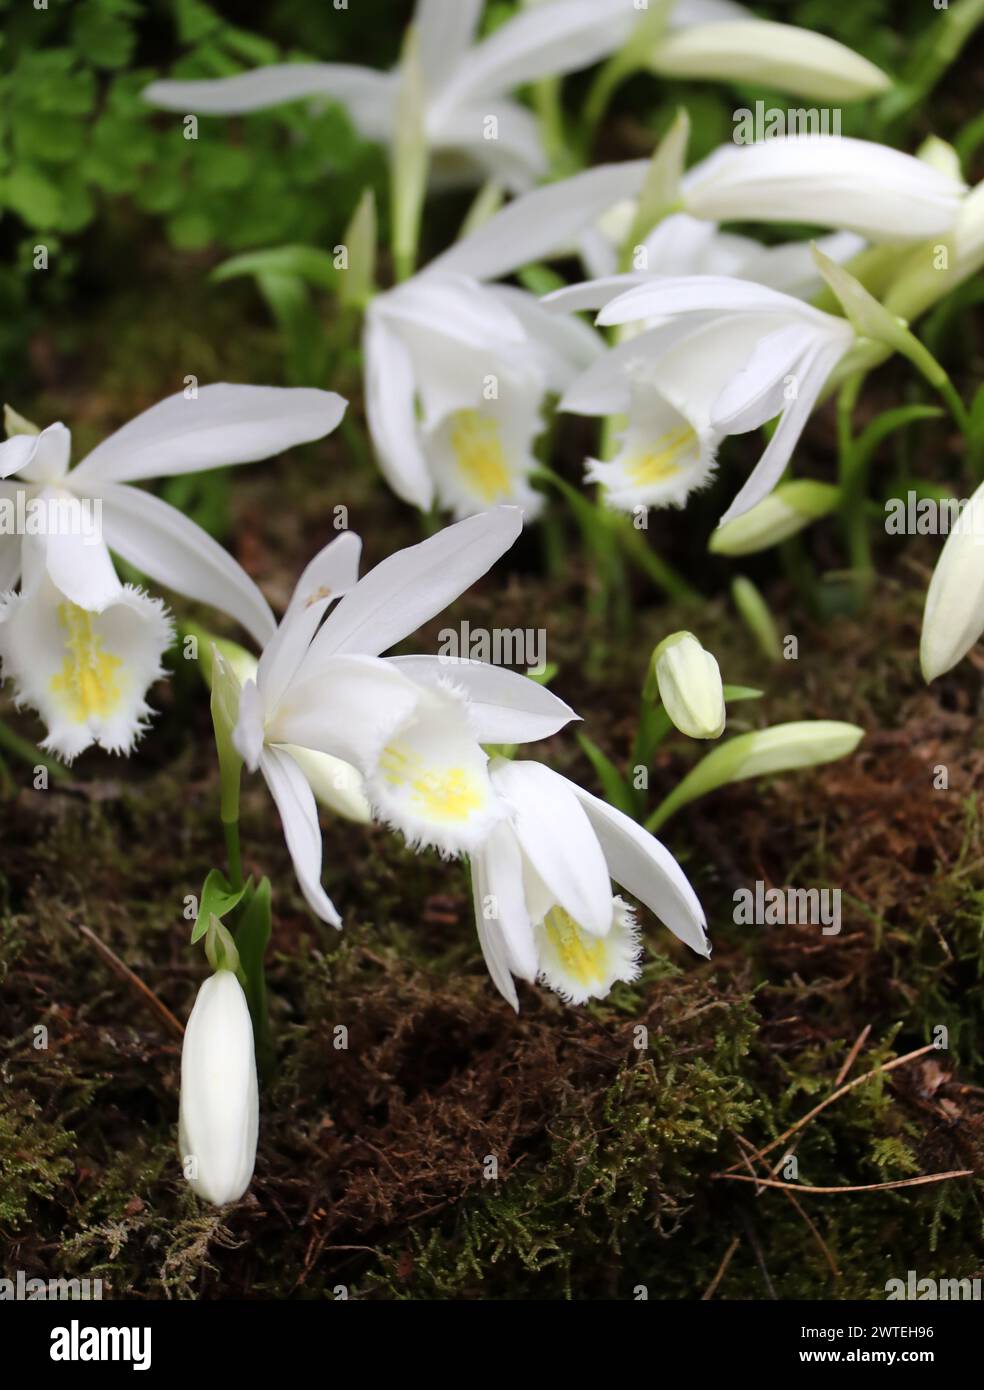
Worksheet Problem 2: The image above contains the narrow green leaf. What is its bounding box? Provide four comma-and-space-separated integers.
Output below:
211, 244, 338, 289
191, 867, 250, 945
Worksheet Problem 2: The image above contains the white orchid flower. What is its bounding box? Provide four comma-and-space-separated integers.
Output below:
0, 386, 344, 760
556, 275, 856, 522
179, 968, 258, 1206
143, 0, 654, 192
430, 137, 964, 289
471, 758, 708, 1009
364, 272, 601, 515
229, 509, 578, 925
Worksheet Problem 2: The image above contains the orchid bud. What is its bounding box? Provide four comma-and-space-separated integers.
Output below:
651, 631, 726, 740
3, 404, 40, 437
179, 969, 258, 1206
647, 20, 891, 102
710, 481, 840, 556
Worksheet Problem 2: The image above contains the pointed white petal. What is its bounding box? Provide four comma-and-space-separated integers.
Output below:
415, 0, 484, 92
597, 273, 823, 328
71, 385, 346, 487
710, 321, 822, 436
683, 136, 965, 243
93, 481, 276, 645
491, 759, 612, 938
571, 784, 709, 956
363, 312, 433, 511
429, 160, 649, 282
259, 745, 342, 926
256, 532, 362, 709
719, 332, 851, 523
0, 575, 173, 763
482, 821, 537, 982
434, 0, 622, 113
471, 846, 520, 1011
144, 64, 397, 141
40, 514, 123, 611
301, 507, 523, 666
387, 654, 578, 742
179, 970, 258, 1206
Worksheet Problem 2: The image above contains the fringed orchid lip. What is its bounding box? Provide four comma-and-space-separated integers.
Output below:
0, 573, 173, 763
468, 759, 710, 1012
367, 682, 501, 858
535, 896, 642, 1006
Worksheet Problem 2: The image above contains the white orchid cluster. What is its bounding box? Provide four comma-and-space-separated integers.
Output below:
0, 389, 719, 1207
142, 0, 984, 683
11, 0, 977, 1208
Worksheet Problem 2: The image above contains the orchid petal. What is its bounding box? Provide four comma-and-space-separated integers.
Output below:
363, 312, 434, 511
72, 385, 346, 487
491, 759, 612, 938
570, 785, 709, 956
387, 654, 578, 742
301, 508, 523, 666
144, 64, 397, 141
259, 745, 342, 927
94, 481, 276, 646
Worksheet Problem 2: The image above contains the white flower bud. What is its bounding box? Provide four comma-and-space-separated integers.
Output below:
652, 631, 726, 740
710, 481, 839, 556
179, 970, 258, 1206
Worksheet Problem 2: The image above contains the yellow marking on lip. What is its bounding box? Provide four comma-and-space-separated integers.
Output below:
449, 410, 512, 503
625, 425, 697, 488
50, 602, 123, 721
541, 905, 609, 988
378, 743, 484, 823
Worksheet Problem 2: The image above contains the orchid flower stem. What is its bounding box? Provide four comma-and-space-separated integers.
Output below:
581, 56, 631, 153
0, 718, 69, 783
780, 536, 822, 617
934, 376, 973, 438
224, 818, 244, 893
619, 522, 701, 604
631, 700, 673, 815
836, 373, 874, 605
532, 76, 575, 176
